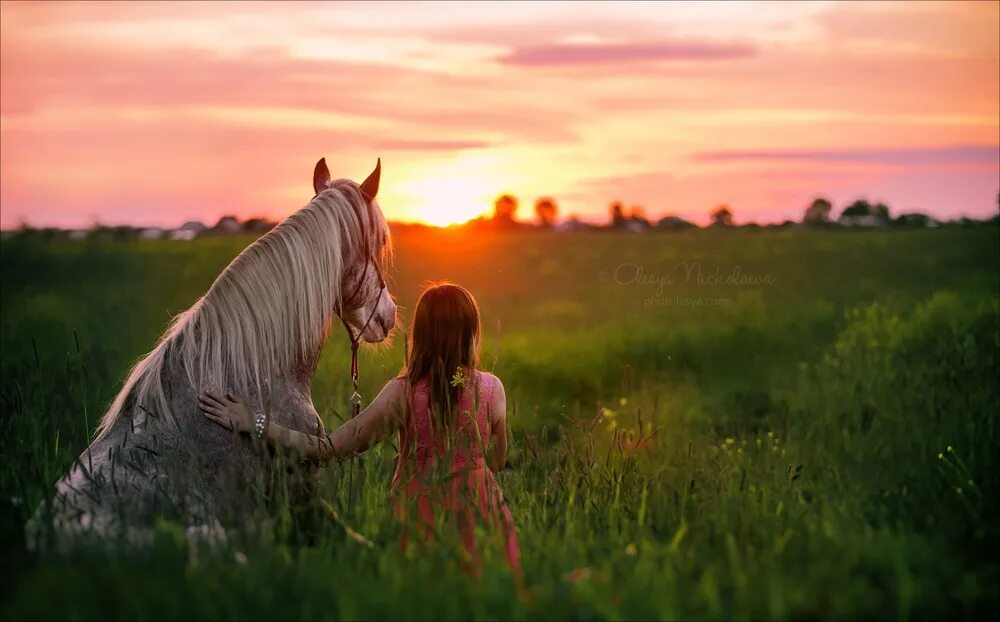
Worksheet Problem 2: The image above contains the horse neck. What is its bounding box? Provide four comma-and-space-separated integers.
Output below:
276, 202, 368, 396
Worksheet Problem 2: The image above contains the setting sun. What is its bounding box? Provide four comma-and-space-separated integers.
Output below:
388, 157, 511, 226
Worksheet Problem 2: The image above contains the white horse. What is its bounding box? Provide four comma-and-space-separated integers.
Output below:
28, 158, 397, 549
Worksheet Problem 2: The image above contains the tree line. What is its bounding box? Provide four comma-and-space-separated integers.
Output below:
478, 192, 1000, 231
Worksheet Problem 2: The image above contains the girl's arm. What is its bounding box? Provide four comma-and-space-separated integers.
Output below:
487, 377, 508, 472
199, 380, 406, 462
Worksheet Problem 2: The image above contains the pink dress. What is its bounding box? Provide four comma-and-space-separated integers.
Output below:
391, 370, 521, 575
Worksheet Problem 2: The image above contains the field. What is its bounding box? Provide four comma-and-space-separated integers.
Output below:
1, 227, 998, 620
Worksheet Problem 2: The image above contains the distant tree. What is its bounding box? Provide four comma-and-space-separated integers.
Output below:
841, 199, 891, 225
872, 202, 891, 223
214, 215, 242, 234
610, 201, 627, 228
629, 205, 648, 224
841, 199, 872, 218
534, 197, 558, 228
710, 204, 734, 227
893, 212, 934, 228
493, 194, 519, 227
803, 197, 833, 225
243, 217, 276, 233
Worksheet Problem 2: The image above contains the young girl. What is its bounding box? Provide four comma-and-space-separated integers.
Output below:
199, 282, 521, 576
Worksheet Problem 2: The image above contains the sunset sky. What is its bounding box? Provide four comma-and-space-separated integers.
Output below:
1, 1, 998, 228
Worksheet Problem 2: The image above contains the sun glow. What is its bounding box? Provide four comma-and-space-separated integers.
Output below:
387, 158, 509, 227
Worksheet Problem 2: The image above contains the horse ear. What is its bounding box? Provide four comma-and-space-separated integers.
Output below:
359, 158, 381, 202
313, 158, 331, 195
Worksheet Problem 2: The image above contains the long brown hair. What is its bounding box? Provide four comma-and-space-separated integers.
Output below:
403, 282, 481, 431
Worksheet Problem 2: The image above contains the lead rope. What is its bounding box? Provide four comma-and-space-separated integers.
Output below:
341, 282, 385, 419
349, 340, 362, 418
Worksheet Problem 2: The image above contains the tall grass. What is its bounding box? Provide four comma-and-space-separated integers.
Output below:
1, 228, 997, 619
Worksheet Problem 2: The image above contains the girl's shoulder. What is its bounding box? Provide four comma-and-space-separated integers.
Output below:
473, 371, 504, 425
474, 370, 503, 393
387, 376, 413, 397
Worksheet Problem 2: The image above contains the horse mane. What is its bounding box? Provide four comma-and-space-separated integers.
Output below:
94, 179, 391, 441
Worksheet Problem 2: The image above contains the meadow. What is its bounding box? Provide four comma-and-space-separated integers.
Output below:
1, 226, 998, 620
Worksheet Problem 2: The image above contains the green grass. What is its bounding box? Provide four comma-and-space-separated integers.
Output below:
1, 227, 998, 620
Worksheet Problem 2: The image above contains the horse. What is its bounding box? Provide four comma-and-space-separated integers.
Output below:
27, 158, 397, 550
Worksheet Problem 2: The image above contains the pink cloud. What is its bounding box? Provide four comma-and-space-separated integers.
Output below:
498, 40, 757, 66
693, 145, 1000, 166
0, 42, 417, 115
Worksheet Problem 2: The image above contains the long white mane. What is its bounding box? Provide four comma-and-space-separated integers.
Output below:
94, 180, 390, 440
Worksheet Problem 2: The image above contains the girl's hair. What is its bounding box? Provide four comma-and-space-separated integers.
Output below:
403, 282, 481, 431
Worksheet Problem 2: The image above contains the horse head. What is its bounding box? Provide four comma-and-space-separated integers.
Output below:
314, 157, 396, 343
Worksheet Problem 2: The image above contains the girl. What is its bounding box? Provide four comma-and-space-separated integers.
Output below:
199, 282, 521, 576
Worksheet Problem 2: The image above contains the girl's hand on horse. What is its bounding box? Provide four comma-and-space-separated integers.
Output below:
199, 391, 252, 434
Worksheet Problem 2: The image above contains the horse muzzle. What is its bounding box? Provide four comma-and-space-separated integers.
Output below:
360, 296, 397, 343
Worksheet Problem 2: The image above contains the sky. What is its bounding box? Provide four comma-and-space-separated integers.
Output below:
1, 1, 998, 228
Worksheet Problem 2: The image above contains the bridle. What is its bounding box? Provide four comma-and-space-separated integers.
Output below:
333, 192, 386, 419
338, 260, 385, 419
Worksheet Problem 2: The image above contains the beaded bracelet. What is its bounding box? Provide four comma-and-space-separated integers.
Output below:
253, 412, 267, 440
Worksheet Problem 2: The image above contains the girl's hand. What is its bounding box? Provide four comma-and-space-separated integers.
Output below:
199, 391, 253, 434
